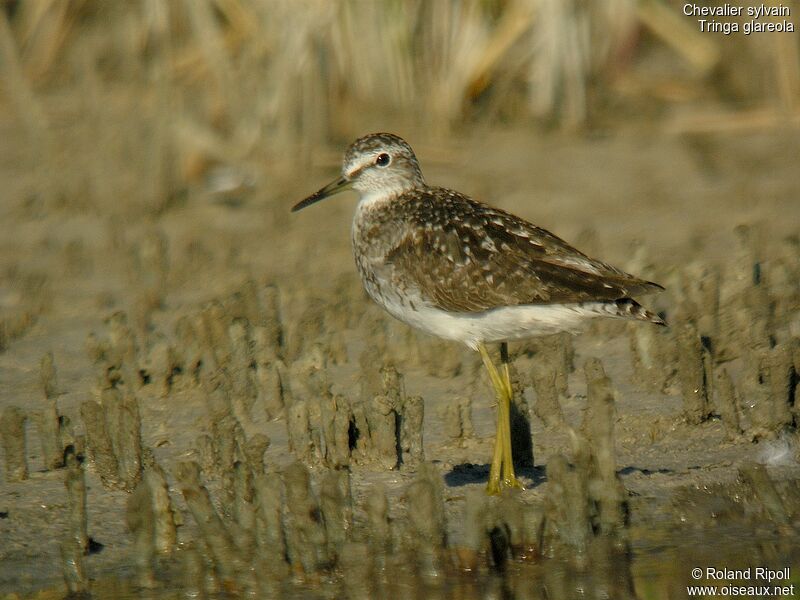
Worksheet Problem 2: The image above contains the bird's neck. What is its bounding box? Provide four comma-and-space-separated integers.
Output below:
355, 181, 422, 213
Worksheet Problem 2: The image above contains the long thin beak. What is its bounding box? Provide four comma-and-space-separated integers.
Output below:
291, 176, 353, 212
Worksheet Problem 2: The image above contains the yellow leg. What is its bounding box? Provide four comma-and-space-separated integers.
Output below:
478, 343, 524, 494
500, 358, 520, 487
478, 344, 504, 493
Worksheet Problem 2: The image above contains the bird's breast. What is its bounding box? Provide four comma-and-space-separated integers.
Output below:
351, 208, 409, 312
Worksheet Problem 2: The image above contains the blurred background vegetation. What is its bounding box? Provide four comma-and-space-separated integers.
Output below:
0, 0, 797, 214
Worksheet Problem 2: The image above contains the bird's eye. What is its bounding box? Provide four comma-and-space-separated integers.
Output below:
375, 153, 391, 167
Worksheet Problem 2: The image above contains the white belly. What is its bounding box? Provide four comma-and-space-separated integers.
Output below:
375, 290, 600, 350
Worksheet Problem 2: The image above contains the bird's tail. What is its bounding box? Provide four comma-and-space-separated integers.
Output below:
586, 298, 666, 326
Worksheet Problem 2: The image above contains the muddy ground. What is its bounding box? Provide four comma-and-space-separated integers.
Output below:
1, 94, 800, 598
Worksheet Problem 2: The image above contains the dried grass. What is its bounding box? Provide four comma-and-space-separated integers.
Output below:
0, 0, 797, 202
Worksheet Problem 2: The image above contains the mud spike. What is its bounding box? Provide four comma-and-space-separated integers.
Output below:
0, 406, 28, 482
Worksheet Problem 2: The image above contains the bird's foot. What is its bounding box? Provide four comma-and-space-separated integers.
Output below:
486, 475, 525, 495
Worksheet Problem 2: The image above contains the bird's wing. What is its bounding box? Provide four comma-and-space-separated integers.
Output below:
383, 188, 661, 314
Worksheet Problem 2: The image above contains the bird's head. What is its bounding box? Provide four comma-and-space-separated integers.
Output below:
291, 133, 425, 212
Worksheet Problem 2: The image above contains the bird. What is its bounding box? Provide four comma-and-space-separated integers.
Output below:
292, 132, 664, 494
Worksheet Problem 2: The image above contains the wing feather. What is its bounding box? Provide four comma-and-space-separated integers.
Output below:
383, 188, 660, 314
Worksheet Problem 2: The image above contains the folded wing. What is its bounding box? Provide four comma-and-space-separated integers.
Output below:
384, 189, 661, 314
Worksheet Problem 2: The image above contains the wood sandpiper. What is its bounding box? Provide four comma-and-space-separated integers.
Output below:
292, 132, 664, 494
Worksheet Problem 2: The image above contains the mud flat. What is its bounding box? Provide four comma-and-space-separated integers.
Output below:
1, 118, 800, 598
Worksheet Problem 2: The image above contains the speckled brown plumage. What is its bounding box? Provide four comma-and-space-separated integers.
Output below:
365, 186, 661, 314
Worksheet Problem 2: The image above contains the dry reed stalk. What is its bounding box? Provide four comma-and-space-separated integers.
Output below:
213, 0, 258, 41
772, 21, 800, 115
467, 0, 535, 99
0, 6, 56, 204
13, 0, 82, 80
6, 0, 793, 149
527, 0, 595, 127
182, 0, 237, 115
333, 1, 416, 110
0, 9, 48, 137
636, 0, 721, 75
404, 1, 486, 130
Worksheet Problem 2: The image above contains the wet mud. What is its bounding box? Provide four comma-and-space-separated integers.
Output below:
1, 122, 800, 598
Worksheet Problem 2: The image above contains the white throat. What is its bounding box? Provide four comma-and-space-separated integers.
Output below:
354, 189, 399, 213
